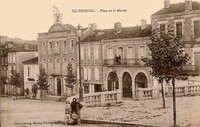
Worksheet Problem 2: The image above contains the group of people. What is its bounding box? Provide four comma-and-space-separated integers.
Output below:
65, 98, 83, 125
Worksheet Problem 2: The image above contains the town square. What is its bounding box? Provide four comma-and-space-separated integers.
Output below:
0, 0, 200, 127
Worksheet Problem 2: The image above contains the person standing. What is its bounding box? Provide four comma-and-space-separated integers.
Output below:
65, 100, 74, 125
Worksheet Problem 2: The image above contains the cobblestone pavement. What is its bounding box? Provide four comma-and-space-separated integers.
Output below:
2, 96, 200, 127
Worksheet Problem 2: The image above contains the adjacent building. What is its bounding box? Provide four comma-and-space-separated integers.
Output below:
151, 0, 200, 87
22, 57, 39, 93
5, 43, 38, 95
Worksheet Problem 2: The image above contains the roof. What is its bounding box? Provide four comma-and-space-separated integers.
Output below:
152, 1, 200, 16
81, 25, 152, 42
9, 43, 38, 52
22, 57, 38, 64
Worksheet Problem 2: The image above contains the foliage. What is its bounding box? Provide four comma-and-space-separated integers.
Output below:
37, 66, 49, 90
65, 62, 76, 90
9, 69, 22, 88
142, 25, 190, 80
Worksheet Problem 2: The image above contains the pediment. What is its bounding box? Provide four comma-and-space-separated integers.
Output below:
49, 23, 66, 33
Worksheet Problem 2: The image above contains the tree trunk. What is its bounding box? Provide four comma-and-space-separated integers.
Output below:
40, 89, 42, 102
172, 78, 176, 127
15, 86, 17, 100
161, 79, 166, 109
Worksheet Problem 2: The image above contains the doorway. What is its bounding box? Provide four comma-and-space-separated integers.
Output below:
122, 72, 132, 98
57, 78, 61, 96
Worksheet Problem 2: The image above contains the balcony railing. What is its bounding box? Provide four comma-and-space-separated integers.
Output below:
183, 65, 200, 76
103, 58, 144, 66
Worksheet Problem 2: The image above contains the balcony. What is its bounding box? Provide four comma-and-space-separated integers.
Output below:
183, 65, 200, 76
103, 58, 144, 67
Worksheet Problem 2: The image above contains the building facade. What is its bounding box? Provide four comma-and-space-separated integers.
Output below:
80, 22, 159, 99
22, 57, 39, 93
5, 43, 38, 95
151, 0, 200, 86
37, 22, 96, 96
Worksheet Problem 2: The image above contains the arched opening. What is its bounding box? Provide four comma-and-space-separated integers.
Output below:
107, 71, 119, 91
135, 72, 148, 89
122, 72, 132, 98
57, 78, 61, 96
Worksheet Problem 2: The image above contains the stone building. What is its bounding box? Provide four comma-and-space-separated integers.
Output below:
6, 43, 38, 95
151, 0, 200, 86
22, 57, 39, 93
80, 21, 158, 99
37, 22, 96, 96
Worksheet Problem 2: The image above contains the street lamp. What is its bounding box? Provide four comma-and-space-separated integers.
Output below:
77, 24, 83, 102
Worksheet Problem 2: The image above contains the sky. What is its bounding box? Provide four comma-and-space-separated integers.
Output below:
0, 0, 194, 40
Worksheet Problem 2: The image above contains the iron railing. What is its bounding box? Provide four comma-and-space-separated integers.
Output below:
103, 58, 144, 66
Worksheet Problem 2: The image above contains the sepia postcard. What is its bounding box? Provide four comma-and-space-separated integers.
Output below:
0, 0, 200, 127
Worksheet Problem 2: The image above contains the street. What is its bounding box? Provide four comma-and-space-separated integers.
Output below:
2, 96, 200, 127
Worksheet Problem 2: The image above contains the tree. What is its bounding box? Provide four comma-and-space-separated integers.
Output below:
37, 66, 49, 101
142, 26, 190, 127
9, 69, 22, 100
65, 62, 76, 96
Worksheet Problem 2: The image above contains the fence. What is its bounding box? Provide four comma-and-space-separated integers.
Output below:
135, 88, 157, 100
167, 85, 200, 96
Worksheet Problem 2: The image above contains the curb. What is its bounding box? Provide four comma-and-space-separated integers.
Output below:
81, 119, 166, 127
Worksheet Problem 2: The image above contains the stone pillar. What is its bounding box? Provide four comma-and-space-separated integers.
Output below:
184, 86, 188, 95
100, 93, 106, 106
137, 88, 144, 100
116, 90, 122, 102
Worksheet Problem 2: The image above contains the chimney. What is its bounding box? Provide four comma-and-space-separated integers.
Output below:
141, 19, 147, 30
164, 0, 170, 8
114, 22, 122, 31
185, 0, 192, 11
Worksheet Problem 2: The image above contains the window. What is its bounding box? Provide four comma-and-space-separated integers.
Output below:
83, 68, 88, 80
94, 67, 99, 81
94, 46, 99, 60
83, 84, 90, 94
63, 57, 68, 63
127, 46, 134, 59
139, 46, 146, 58
42, 42, 46, 54
55, 58, 60, 74
70, 39, 74, 51
87, 68, 91, 80
63, 41, 67, 53
81, 47, 84, 59
118, 47, 123, 58
28, 66, 30, 77
160, 23, 166, 33
107, 47, 114, 59
42, 58, 47, 63
176, 22, 182, 38
49, 77, 53, 91
94, 84, 102, 92
48, 42, 53, 49
87, 47, 91, 59
48, 58, 53, 74
194, 20, 200, 39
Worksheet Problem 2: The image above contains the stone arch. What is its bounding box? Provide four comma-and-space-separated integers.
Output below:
122, 72, 132, 98
135, 72, 148, 89
107, 71, 119, 91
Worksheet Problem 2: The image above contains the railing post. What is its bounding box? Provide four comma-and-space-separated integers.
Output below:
184, 86, 188, 96
100, 93, 106, 106
138, 88, 143, 100
116, 90, 122, 102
